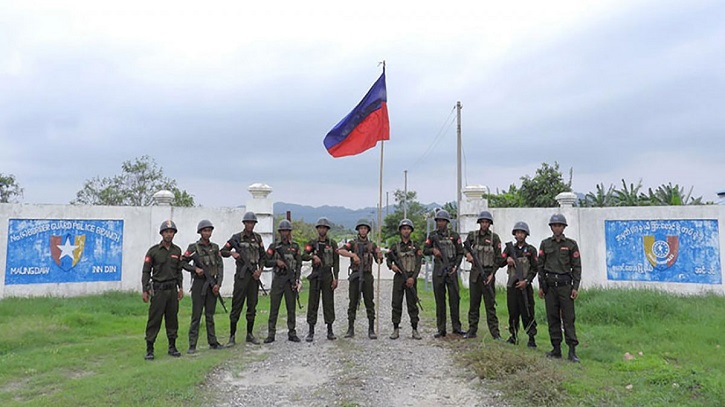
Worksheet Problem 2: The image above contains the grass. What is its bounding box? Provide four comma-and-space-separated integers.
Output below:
430, 284, 725, 406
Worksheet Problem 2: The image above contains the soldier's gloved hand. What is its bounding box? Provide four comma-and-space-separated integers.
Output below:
312, 255, 322, 265
331, 278, 338, 290
406, 277, 414, 288
177, 288, 184, 301
142, 291, 150, 303
276, 259, 287, 269
506, 257, 515, 267
212, 285, 220, 296
195, 267, 204, 276
391, 264, 401, 273
465, 253, 473, 263
432, 248, 442, 258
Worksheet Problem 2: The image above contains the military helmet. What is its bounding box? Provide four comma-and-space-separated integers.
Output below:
398, 218, 414, 231
549, 213, 568, 226
355, 219, 372, 231
242, 211, 258, 223
196, 219, 214, 233
512, 221, 530, 236
278, 219, 293, 231
477, 210, 494, 224
315, 217, 331, 229
434, 210, 451, 222
159, 219, 177, 234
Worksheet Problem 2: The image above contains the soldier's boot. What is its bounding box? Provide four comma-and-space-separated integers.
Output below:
226, 335, 236, 347
144, 341, 155, 361
344, 320, 355, 338
263, 334, 275, 344
187, 345, 197, 354
368, 320, 377, 340
305, 324, 314, 342
389, 325, 400, 340
168, 339, 181, 357
246, 321, 261, 345
326, 323, 337, 340
568, 346, 580, 363
463, 329, 477, 339
226, 322, 237, 347
506, 335, 517, 345
527, 335, 537, 348
288, 332, 301, 343
546, 345, 562, 359
411, 323, 422, 340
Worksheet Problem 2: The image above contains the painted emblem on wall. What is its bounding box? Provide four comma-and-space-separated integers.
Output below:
50, 234, 86, 271
643, 235, 678, 269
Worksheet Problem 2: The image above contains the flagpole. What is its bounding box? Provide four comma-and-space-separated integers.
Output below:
376, 138, 384, 334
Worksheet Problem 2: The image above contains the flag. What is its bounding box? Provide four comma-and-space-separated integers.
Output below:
324, 71, 389, 157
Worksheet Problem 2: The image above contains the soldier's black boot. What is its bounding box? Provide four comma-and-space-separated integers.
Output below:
226, 322, 237, 347
568, 346, 580, 363
326, 323, 337, 340
226, 335, 236, 347
368, 320, 377, 340
344, 320, 355, 338
288, 332, 301, 342
306, 324, 315, 342
144, 341, 154, 361
168, 339, 181, 357
527, 335, 537, 348
187, 345, 197, 354
246, 321, 261, 345
463, 329, 477, 339
546, 345, 562, 359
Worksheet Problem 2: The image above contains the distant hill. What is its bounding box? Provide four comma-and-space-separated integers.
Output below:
274, 202, 442, 230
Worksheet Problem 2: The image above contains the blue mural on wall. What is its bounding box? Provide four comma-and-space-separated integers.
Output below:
5, 219, 124, 285
606, 219, 721, 284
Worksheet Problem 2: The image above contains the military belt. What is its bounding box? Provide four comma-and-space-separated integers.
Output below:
545, 272, 572, 287
153, 281, 177, 291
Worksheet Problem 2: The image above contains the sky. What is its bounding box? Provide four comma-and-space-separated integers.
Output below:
1, 0, 724, 209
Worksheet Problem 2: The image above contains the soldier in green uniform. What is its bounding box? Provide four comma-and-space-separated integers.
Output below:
538, 214, 581, 362
141, 220, 185, 360
181, 219, 224, 354
501, 221, 538, 348
385, 219, 423, 340
302, 217, 340, 342
221, 211, 267, 346
338, 219, 383, 340
423, 210, 465, 338
462, 211, 505, 340
263, 220, 302, 343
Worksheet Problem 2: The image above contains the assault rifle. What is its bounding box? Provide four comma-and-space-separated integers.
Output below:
429, 235, 459, 294
187, 247, 227, 313
505, 242, 534, 335
275, 244, 303, 310
307, 241, 326, 292
353, 241, 366, 311
387, 249, 423, 311
463, 240, 496, 302
228, 236, 268, 296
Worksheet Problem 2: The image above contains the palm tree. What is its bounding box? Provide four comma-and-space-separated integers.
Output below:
614, 179, 649, 206
583, 183, 616, 207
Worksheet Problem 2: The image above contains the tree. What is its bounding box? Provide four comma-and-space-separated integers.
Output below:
0, 173, 23, 203
647, 183, 704, 206
382, 189, 428, 246
613, 179, 649, 206
582, 183, 616, 207
71, 156, 195, 206
485, 162, 572, 208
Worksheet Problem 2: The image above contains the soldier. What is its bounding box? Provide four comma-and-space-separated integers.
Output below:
221, 211, 267, 346
263, 220, 302, 343
462, 211, 505, 340
385, 219, 423, 340
501, 221, 538, 347
141, 220, 184, 360
423, 210, 465, 338
538, 214, 582, 362
181, 219, 225, 354
338, 219, 383, 339
302, 217, 340, 342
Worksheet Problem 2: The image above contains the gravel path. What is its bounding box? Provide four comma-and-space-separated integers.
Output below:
206, 279, 506, 407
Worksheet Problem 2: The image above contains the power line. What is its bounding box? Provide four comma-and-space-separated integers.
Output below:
410, 105, 457, 169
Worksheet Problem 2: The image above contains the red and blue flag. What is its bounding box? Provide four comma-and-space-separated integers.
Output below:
324, 71, 389, 157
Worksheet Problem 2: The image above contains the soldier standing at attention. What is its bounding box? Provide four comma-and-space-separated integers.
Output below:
501, 221, 538, 348
221, 211, 267, 346
338, 219, 383, 340
463, 211, 504, 340
302, 217, 340, 342
538, 214, 581, 362
423, 210, 465, 338
264, 220, 302, 343
141, 220, 184, 360
181, 219, 224, 354
385, 219, 423, 340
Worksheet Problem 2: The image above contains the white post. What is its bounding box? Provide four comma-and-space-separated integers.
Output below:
247, 183, 274, 290
555, 192, 578, 208
458, 185, 489, 289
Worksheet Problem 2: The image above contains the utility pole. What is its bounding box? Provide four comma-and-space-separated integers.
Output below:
403, 170, 408, 219
456, 101, 462, 234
